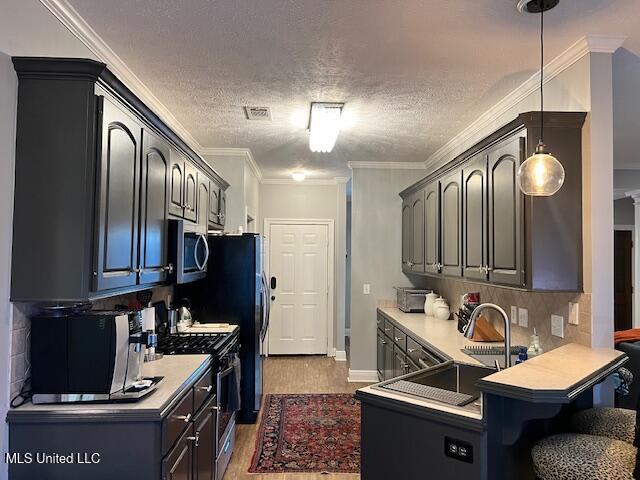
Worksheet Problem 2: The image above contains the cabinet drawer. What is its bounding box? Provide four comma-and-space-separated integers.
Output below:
406, 337, 443, 369
382, 318, 393, 337
392, 327, 407, 351
193, 368, 214, 414
162, 388, 195, 455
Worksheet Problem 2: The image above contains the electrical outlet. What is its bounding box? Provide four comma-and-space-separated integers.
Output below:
510, 306, 518, 324
363, 284, 370, 295
518, 308, 528, 328
551, 314, 565, 338
568, 302, 579, 325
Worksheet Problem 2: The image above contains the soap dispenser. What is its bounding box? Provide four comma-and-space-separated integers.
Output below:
527, 328, 543, 358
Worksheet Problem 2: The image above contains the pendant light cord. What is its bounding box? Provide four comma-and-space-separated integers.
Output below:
540, 7, 544, 144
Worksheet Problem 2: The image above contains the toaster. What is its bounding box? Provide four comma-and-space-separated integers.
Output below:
395, 287, 429, 313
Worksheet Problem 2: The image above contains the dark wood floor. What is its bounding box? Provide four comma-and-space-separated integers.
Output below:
223, 355, 370, 479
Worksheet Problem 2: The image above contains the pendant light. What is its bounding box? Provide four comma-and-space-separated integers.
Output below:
516, 0, 565, 196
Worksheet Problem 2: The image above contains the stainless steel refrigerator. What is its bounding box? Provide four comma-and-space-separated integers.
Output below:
199, 234, 270, 423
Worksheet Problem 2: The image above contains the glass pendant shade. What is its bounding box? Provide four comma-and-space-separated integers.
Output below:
517, 143, 565, 196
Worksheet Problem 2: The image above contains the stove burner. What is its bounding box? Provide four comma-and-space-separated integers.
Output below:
157, 331, 238, 356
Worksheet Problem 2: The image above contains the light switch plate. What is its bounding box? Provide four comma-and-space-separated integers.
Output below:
551, 314, 565, 338
518, 308, 528, 328
568, 302, 579, 325
363, 284, 370, 295
510, 306, 518, 324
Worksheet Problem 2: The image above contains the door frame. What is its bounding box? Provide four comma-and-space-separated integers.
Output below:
263, 218, 335, 357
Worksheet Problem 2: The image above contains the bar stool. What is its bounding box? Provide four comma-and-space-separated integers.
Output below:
570, 408, 636, 444
531, 433, 636, 480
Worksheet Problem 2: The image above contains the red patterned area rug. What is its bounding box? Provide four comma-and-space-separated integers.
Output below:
249, 393, 361, 474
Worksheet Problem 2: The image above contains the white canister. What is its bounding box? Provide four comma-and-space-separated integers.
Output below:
434, 297, 451, 321
424, 292, 438, 316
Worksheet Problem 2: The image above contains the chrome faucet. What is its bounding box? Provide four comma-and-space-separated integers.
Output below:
464, 303, 512, 369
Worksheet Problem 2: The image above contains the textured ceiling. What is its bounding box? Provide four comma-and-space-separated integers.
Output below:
68, 0, 640, 179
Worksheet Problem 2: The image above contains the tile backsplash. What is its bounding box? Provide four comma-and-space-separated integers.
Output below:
424, 277, 592, 350
9, 286, 174, 402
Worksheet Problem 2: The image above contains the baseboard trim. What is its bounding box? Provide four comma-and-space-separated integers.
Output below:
348, 369, 379, 383
334, 350, 347, 362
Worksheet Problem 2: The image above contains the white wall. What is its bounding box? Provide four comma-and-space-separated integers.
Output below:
260, 182, 347, 356
349, 168, 427, 373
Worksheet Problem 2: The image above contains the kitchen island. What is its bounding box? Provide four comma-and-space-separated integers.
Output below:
356, 308, 627, 480
7, 355, 214, 480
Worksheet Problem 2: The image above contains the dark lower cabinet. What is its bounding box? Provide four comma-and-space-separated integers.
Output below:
163, 427, 195, 480
440, 169, 462, 277
193, 397, 216, 480
139, 129, 171, 285
94, 95, 142, 291
376, 331, 386, 380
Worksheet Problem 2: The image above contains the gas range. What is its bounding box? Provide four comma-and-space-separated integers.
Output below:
157, 332, 236, 356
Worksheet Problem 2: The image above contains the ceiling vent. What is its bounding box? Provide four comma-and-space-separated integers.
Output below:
244, 106, 272, 121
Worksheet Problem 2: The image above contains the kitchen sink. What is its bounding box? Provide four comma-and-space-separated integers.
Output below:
375, 361, 496, 409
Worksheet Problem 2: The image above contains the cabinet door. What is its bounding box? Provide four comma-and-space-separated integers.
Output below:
424, 181, 441, 275
488, 136, 524, 286
197, 175, 209, 231
218, 189, 227, 227
383, 337, 394, 380
193, 405, 215, 480
169, 153, 185, 218
376, 330, 386, 379
401, 198, 412, 272
209, 181, 221, 227
411, 190, 425, 273
162, 430, 194, 480
440, 169, 462, 277
94, 98, 141, 291
463, 154, 488, 281
393, 345, 409, 378
139, 130, 170, 285
184, 162, 198, 222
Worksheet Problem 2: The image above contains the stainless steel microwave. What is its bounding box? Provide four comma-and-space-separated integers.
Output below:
169, 219, 209, 284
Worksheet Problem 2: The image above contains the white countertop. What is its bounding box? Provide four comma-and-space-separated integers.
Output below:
377, 307, 500, 365
9, 354, 211, 419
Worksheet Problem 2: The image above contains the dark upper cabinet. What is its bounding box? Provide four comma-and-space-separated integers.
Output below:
411, 190, 426, 273
462, 154, 489, 281
139, 129, 171, 285
440, 169, 462, 277
219, 189, 227, 227
169, 154, 185, 218
398, 111, 586, 291
184, 162, 198, 223
209, 181, 221, 227
424, 181, 441, 275
401, 198, 412, 272
196, 174, 209, 231
9, 57, 229, 302
94, 97, 142, 291
488, 135, 524, 287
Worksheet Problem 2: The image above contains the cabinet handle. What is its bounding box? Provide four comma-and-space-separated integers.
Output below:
408, 348, 418, 353
197, 385, 213, 393
384, 327, 392, 332
173, 413, 191, 423
163, 264, 174, 273
186, 433, 199, 447
485, 266, 493, 272
380, 339, 387, 345
436, 263, 443, 270
210, 405, 219, 411
394, 336, 401, 342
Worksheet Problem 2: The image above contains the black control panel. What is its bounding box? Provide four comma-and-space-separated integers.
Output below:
444, 437, 473, 464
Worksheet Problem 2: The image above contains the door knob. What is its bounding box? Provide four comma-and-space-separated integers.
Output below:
271, 296, 276, 301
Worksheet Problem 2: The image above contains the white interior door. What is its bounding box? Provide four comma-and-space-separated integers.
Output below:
268, 223, 329, 354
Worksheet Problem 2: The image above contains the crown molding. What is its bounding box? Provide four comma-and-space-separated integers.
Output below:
261, 177, 348, 186
39, 0, 204, 154
200, 147, 263, 181
424, 34, 627, 171
348, 161, 427, 170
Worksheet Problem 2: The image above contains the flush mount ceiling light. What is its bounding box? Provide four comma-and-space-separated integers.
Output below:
516, 0, 565, 197
308, 102, 344, 153
291, 171, 306, 182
